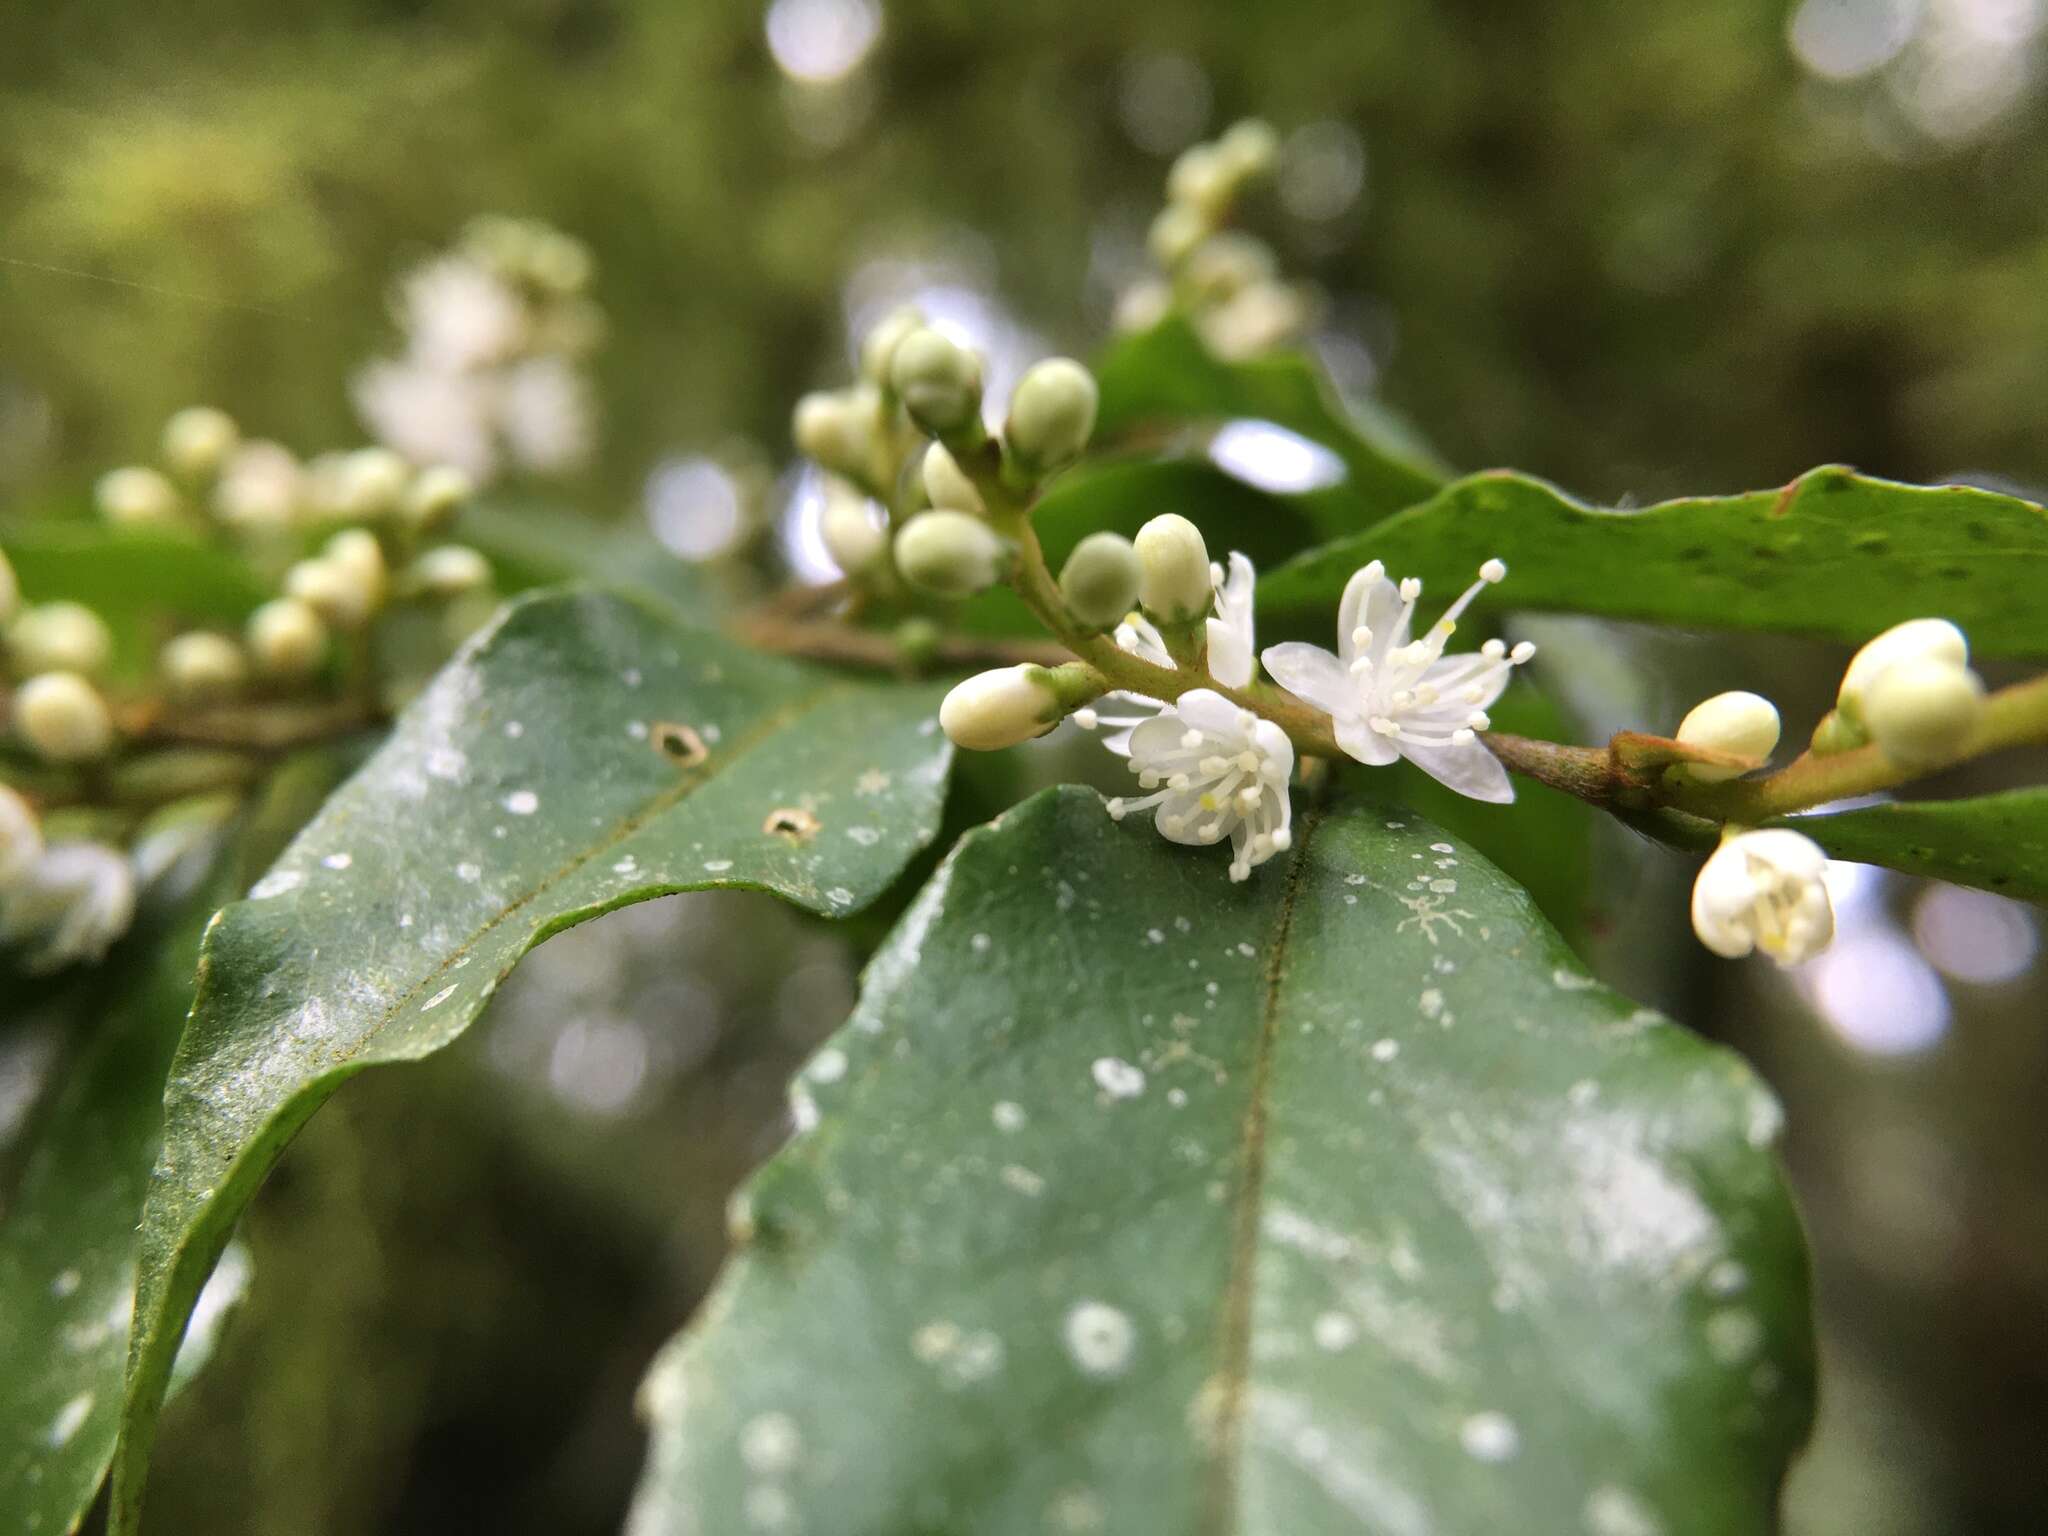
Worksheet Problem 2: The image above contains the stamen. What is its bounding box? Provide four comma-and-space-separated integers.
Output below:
1351, 625, 1373, 650
1107, 797, 1125, 819
1480, 557, 1507, 583
1362, 559, 1385, 583
1510, 641, 1536, 664
1451, 728, 1475, 746
1073, 708, 1098, 730
1181, 729, 1203, 751
1399, 577, 1421, 602
1168, 773, 1191, 790
1467, 711, 1490, 730
1271, 828, 1292, 851
1482, 639, 1507, 660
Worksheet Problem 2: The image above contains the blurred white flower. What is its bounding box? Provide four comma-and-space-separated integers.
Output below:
499, 356, 594, 473
353, 360, 498, 481
400, 256, 528, 371
0, 842, 137, 973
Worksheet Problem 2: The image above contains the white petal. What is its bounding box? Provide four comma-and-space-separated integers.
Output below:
1128, 711, 1193, 761
1091, 691, 1164, 756
1401, 737, 1514, 803
1338, 568, 1408, 663
1173, 688, 1243, 736
1334, 715, 1400, 766
1260, 642, 1358, 718
1116, 614, 1172, 667
1206, 616, 1255, 689
1250, 720, 1294, 778
1152, 790, 1211, 846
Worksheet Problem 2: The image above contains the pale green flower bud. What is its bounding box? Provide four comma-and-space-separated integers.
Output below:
213, 440, 304, 532
285, 557, 378, 630
0, 546, 16, 626
246, 597, 329, 679
1675, 690, 1780, 782
161, 406, 239, 479
1182, 232, 1277, 304
1005, 358, 1099, 478
1134, 513, 1213, 622
893, 510, 1007, 598
859, 304, 927, 388
161, 632, 248, 703
793, 390, 875, 482
408, 544, 493, 599
403, 464, 474, 531
1059, 532, 1142, 631
819, 488, 888, 575
920, 441, 985, 513
1862, 656, 1985, 767
939, 665, 1060, 750
13, 671, 114, 762
1217, 118, 1280, 182
1166, 143, 1233, 221
1196, 281, 1310, 361
1114, 279, 1172, 334
326, 528, 389, 605
528, 229, 593, 293
337, 447, 413, 519
9, 602, 113, 678
1838, 618, 1967, 712
889, 327, 984, 437
0, 783, 42, 889
96, 467, 182, 527
1147, 203, 1208, 270
0, 840, 137, 972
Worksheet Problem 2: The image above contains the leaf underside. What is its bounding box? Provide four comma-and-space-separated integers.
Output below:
107, 588, 954, 1533
1785, 788, 2048, 904
629, 786, 1813, 1536
1258, 468, 2048, 658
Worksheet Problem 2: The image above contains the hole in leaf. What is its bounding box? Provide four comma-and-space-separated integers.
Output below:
763, 806, 821, 843
651, 722, 709, 768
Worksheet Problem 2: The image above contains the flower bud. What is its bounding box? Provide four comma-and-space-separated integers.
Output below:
161, 632, 248, 703
1838, 618, 1967, 712
792, 390, 874, 482
528, 229, 593, 293
96, 466, 182, 527
0, 546, 17, 626
0, 841, 137, 973
1059, 532, 1142, 631
1861, 656, 1985, 767
325, 528, 389, 605
859, 304, 927, 388
1675, 690, 1780, 782
1182, 232, 1277, 305
214, 440, 304, 532
1005, 358, 1099, 478
13, 671, 114, 762
1217, 118, 1280, 182
0, 782, 42, 889
408, 544, 493, 599
403, 464, 474, 531
921, 441, 985, 514
1166, 143, 1233, 221
338, 447, 412, 519
1134, 513, 1213, 623
889, 327, 984, 437
1197, 281, 1310, 361
1691, 828, 1834, 967
1147, 203, 1208, 270
9, 602, 113, 678
285, 557, 377, 630
819, 488, 888, 576
893, 510, 1007, 598
161, 406, 239, 479
1114, 279, 1172, 334
246, 597, 328, 679
938, 665, 1061, 750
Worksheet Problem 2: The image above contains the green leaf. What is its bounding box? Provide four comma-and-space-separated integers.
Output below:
1779, 789, 2048, 903
1, 526, 271, 680
0, 752, 343, 1535
1093, 318, 1448, 523
629, 786, 1813, 1535
107, 588, 952, 1533
1258, 468, 2048, 658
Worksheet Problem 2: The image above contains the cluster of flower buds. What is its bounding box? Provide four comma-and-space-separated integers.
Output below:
1114, 119, 1313, 361
794, 307, 1101, 607
354, 215, 600, 483
1821, 617, 1985, 768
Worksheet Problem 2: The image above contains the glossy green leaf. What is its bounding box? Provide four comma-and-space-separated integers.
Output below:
629, 786, 1813, 1535
107, 589, 954, 1534
1093, 318, 1447, 523
1780, 789, 2048, 903
1258, 468, 2048, 658
1, 527, 270, 681
0, 753, 342, 1536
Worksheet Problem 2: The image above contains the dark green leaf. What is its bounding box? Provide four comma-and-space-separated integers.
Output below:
107, 588, 952, 1534
1093, 318, 1447, 523
0, 752, 343, 1535
629, 786, 1813, 1535
1779, 789, 2048, 903
1258, 468, 2048, 658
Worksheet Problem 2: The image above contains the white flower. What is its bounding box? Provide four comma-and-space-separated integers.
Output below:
1260, 556, 1529, 804
1078, 551, 1257, 753
352, 360, 498, 481
1690, 828, 1835, 966
1106, 689, 1293, 882
0, 841, 137, 973
400, 255, 528, 371
498, 356, 595, 473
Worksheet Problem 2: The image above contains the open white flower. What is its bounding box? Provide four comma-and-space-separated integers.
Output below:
1107, 689, 1293, 881
1690, 828, 1835, 966
1078, 551, 1257, 753
0, 841, 137, 973
1260, 557, 1530, 804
